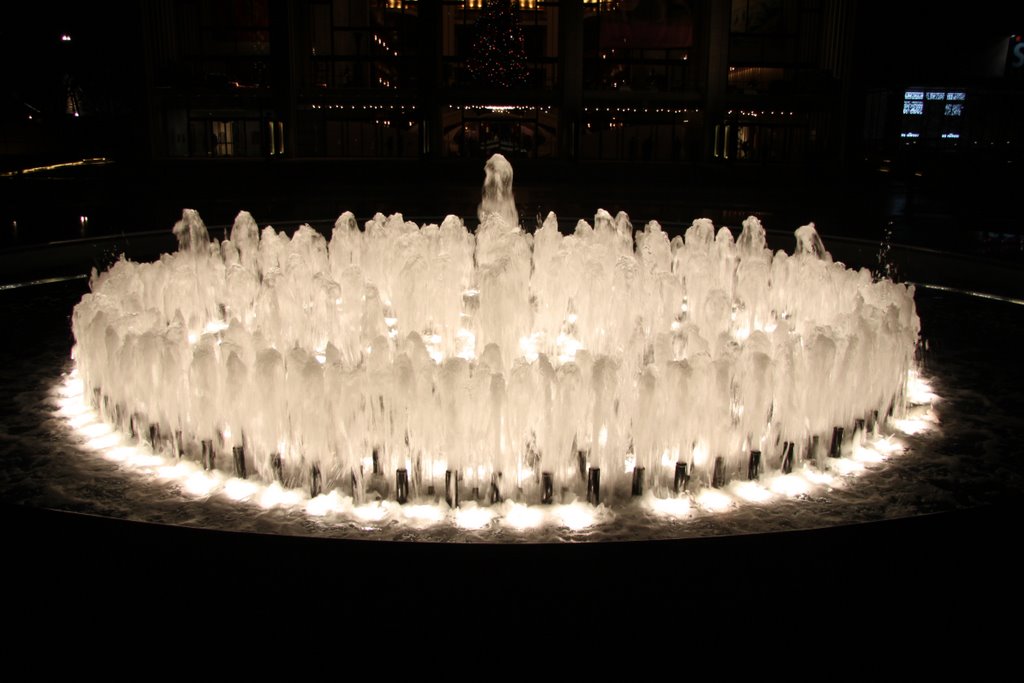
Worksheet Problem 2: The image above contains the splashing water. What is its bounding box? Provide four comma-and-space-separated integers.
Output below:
69, 155, 923, 518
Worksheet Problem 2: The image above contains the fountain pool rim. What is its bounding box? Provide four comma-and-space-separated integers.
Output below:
2, 152, 1021, 628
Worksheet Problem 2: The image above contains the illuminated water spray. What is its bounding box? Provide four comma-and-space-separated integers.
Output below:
67, 154, 926, 526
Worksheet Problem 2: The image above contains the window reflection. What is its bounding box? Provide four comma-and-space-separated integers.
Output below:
583, 0, 697, 93
443, 106, 557, 158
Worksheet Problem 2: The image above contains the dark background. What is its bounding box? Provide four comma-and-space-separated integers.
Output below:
1, 2, 1022, 639
1, 1, 1021, 267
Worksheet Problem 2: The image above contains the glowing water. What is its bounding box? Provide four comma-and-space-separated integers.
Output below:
70, 154, 921, 512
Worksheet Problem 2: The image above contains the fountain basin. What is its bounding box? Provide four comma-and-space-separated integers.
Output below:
67, 200, 923, 523
70, 144, 926, 517
4, 172, 1023, 635
1, 228, 1021, 555
6, 157, 1023, 551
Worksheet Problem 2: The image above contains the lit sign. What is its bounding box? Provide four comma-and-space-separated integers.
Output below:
902, 89, 966, 119
1009, 34, 1024, 71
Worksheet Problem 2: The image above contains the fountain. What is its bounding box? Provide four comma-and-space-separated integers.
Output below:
63, 154, 926, 533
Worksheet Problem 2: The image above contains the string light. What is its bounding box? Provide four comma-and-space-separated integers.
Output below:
373, 33, 399, 58
583, 107, 700, 115
459, 104, 553, 114
310, 104, 416, 111
465, 0, 538, 8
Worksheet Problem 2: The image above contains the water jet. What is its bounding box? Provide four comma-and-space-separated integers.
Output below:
59, 154, 932, 536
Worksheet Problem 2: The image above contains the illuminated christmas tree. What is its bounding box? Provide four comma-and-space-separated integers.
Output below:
467, 0, 529, 88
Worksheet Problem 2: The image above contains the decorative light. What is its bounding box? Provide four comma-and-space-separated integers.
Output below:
467, 0, 529, 88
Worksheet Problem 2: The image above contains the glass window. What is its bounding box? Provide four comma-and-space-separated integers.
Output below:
583, 0, 697, 93
296, 104, 419, 158
731, 0, 782, 34
170, 0, 271, 89
728, 0, 815, 70
442, 105, 557, 159
728, 66, 784, 93
442, 0, 559, 89
580, 108, 700, 161
179, 115, 269, 157
304, 0, 419, 91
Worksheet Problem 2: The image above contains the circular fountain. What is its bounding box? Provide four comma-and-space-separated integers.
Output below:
58, 154, 929, 537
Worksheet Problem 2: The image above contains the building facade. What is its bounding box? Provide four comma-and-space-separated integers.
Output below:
142, 0, 857, 165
